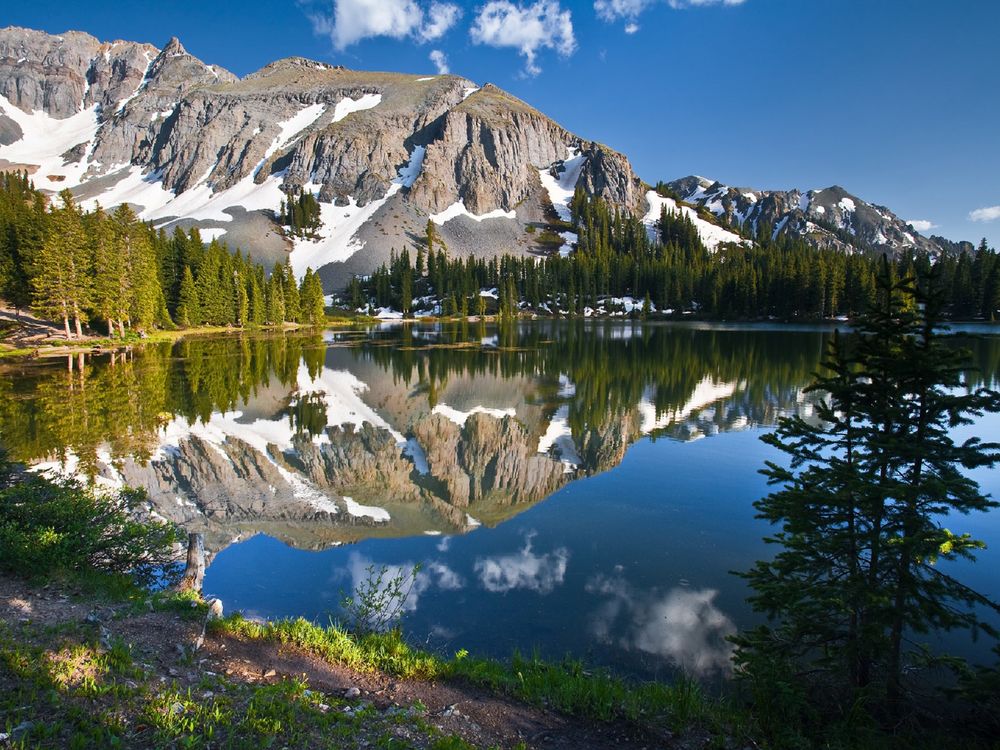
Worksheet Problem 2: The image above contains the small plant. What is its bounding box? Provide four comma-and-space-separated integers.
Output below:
340, 563, 422, 635
0, 474, 180, 586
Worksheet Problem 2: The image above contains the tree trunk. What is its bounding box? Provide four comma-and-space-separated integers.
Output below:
118, 319, 125, 338
62, 301, 72, 339
177, 533, 205, 593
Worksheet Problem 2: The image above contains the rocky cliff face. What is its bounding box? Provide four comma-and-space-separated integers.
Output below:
0, 26, 641, 285
667, 175, 952, 257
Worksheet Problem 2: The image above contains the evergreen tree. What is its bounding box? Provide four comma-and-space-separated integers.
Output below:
112, 204, 162, 333
176, 266, 199, 327
32, 190, 91, 338
736, 261, 1000, 722
87, 205, 124, 336
266, 271, 285, 326
299, 268, 325, 325
281, 259, 301, 323
249, 266, 266, 326
425, 219, 436, 256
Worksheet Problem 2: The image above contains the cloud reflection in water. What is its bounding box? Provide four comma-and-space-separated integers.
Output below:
586, 569, 736, 677
475, 531, 569, 594
335, 552, 464, 624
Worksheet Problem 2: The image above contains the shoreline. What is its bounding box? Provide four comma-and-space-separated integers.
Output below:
0, 572, 724, 749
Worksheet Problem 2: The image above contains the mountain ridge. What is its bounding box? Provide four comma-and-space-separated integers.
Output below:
664, 175, 963, 257
0, 25, 971, 293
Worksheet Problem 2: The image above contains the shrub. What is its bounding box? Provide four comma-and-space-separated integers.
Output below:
0, 475, 180, 586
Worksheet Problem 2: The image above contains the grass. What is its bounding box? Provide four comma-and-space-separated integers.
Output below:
211, 614, 740, 739
0, 614, 487, 749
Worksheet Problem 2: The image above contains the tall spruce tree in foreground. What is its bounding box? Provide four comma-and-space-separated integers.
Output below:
735, 260, 1000, 725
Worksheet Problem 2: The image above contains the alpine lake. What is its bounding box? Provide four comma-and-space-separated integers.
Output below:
2, 320, 998, 684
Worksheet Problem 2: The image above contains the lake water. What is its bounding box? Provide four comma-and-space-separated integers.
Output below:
2, 321, 998, 681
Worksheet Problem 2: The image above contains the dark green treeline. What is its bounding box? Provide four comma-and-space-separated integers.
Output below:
358, 189, 1000, 321
0, 174, 326, 337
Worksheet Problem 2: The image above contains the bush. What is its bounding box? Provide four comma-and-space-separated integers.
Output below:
0, 475, 180, 586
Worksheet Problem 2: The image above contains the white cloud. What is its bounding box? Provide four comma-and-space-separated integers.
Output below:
308, 0, 461, 50
421, 2, 463, 41
474, 532, 569, 593
594, 0, 654, 22
907, 219, 938, 233
470, 1, 576, 76
429, 49, 450, 74
970, 206, 1000, 223
595, 0, 745, 28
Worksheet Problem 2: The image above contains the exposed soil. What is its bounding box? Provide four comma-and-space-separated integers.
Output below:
0, 575, 707, 749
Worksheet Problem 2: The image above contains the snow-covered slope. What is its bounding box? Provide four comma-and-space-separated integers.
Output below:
642, 190, 744, 251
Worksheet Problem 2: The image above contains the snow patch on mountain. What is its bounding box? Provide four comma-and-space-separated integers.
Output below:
538, 149, 586, 223
431, 404, 517, 426
430, 201, 516, 225
639, 377, 738, 435
642, 191, 743, 251
331, 93, 382, 123
0, 95, 101, 187
536, 404, 581, 473
290, 146, 426, 278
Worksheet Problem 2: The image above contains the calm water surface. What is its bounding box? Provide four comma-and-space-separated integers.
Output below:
2, 321, 998, 680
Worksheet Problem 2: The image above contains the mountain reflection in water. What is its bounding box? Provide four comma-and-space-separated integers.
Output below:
2, 321, 997, 678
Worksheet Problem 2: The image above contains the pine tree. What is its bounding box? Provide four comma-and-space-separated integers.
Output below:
425, 219, 435, 256
176, 266, 199, 327
266, 271, 285, 326
88, 205, 124, 336
282, 260, 301, 323
735, 261, 1000, 721
32, 190, 91, 338
112, 204, 162, 333
299, 268, 325, 325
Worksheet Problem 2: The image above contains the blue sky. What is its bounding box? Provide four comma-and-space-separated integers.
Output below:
6, 0, 999, 247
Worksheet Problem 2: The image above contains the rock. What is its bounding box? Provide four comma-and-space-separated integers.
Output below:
206, 598, 224, 620
263, 669, 277, 679
170, 702, 185, 716
344, 686, 361, 698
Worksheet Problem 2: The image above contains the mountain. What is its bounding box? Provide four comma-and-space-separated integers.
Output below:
666, 175, 959, 257
0, 26, 967, 294
0, 26, 646, 289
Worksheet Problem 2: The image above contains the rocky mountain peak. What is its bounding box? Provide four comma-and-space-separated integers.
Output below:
667, 175, 954, 257
161, 36, 186, 56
